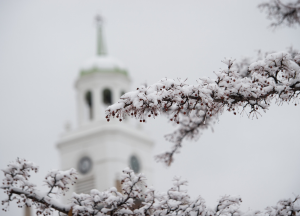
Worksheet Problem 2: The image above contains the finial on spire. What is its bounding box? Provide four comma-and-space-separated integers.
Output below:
95, 14, 103, 27
95, 14, 106, 56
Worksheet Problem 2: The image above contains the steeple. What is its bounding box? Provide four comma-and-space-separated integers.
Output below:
57, 15, 154, 204
95, 14, 106, 56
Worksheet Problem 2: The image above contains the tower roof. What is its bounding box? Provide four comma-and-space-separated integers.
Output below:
80, 56, 128, 76
80, 15, 128, 77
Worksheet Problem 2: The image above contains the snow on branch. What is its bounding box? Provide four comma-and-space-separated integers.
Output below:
1, 158, 300, 216
105, 50, 300, 165
259, 0, 300, 27
1, 158, 76, 215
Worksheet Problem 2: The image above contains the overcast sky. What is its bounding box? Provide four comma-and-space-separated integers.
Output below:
0, 1, 300, 215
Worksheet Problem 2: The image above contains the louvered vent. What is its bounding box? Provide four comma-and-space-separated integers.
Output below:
76, 176, 95, 194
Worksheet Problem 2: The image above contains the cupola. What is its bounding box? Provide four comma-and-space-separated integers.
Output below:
75, 15, 130, 126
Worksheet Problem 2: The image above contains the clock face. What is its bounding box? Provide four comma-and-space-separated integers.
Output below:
130, 155, 140, 173
78, 156, 92, 174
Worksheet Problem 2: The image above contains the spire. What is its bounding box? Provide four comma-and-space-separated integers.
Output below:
95, 14, 106, 56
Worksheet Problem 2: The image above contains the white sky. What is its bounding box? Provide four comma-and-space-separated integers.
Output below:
0, 0, 300, 215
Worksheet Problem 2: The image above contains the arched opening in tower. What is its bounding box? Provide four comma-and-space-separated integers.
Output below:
103, 88, 112, 105
85, 91, 93, 120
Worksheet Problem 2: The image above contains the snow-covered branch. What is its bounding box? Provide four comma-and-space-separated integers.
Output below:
1, 158, 76, 215
105, 50, 300, 165
259, 0, 300, 27
1, 159, 300, 216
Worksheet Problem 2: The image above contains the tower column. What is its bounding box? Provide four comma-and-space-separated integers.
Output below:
77, 90, 84, 126
113, 86, 120, 108
24, 206, 31, 216
93, 87, 101, 121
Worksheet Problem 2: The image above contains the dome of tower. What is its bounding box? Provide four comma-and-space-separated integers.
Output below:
80, 15, 128, 77
80, 55, 128, 77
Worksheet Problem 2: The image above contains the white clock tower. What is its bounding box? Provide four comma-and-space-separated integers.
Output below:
57, 16, 154, 201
